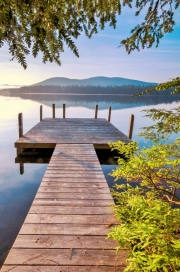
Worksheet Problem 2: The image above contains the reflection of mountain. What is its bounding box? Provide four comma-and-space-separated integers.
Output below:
1, 92, 179, 110
32, 76, 156, 87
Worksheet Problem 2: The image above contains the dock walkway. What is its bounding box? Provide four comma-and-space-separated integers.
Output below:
1, 118, 130, 271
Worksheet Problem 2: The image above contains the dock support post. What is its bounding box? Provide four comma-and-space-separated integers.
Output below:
18, 113, 23, 138
95, 105, 98, 119
108, 106, 111, 122
63, 104, 66, 118
40, 105, 43, 121
20, 163, 24, 175
52, 104, 55, 118
128, 114, 134, 139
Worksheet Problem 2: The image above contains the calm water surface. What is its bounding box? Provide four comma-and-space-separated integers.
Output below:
0, 93, 179, 266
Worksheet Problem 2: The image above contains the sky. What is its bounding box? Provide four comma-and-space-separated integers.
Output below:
0, 4, 180, 85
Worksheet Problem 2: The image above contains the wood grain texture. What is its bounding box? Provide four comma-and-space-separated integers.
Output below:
35, 192, 113, 200
29, 205, 114, 214
37, 186, 110, 193
1, 266, 125, 272
4, 248, 126, 266
12, 235, 117, 249
32, 199, 114, 207
2, 143, 125, 270
15, 118, 130, 148
40, 181, 109, 187
19, 223, 117, 235
24, 214, 118, 224
41, 177, 106, 183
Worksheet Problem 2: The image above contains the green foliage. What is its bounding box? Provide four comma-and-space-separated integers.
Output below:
139, 107, 180, 142
120, 0, 179, 53
0, 0, 121, 68
108, 185, 180, 271
134, 77, 180, 96
109, 139, 180, 205
108, 83, 180, 269
1, 0, 179, 68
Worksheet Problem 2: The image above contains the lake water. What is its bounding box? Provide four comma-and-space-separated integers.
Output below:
0, 92, 179, 266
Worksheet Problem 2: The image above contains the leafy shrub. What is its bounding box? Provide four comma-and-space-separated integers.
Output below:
108, 185, 180, 271
109, 139, 180, 205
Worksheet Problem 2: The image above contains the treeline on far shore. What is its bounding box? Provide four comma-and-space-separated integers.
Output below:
0, 84, 177, 96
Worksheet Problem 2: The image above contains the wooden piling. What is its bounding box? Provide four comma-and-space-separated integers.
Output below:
40, 105, 43, 121
18, 113, 23, 138
128, 114, 134, 139
20, 163, 24, 175
95, 105, 98, 119
63, 104, 66, 118
52, 104, 55, 118
108, 106, 111, 122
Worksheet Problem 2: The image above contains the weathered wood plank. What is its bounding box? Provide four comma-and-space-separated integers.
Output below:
4, 248, 126, 266
12, 235, 117, 249
42, 177, 106, 183
51, 156, 99, 158
32, 199, 114, 206
24, 214, 117, 224
1, 265, 125, 272
40, 182, 109, 187
45, 167, 103, 171
47, 164, 101, 168
48, 160, 101, 163
19, 223, 117, 235
35, 192, 112, 200
44, 174, 105, 178
49, 158, 102, 162
47, 165, 101, 168
37, 187, 110, 193
45, 170, 103, 174
29, 205, 114, 214
48, 163, 101, 167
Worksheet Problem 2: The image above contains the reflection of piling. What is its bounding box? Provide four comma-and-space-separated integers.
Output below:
18, 113, 23, 138
40, 105, 43, 121
52, 104, 55, 118
95, 105, 98, 119
20, 163, 24, 175
128, 114, 134, 139
108, 106, 111, 122
63, 104, 66, 118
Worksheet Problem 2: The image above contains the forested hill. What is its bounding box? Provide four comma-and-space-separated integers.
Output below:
32, 76, 156, 87
0, 84, 175, 96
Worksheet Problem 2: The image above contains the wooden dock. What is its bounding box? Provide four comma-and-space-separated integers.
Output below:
15, 118, 130, 149
1, 117, 130, 271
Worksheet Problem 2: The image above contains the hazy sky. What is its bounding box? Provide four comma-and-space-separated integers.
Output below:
0, 5, 179, 85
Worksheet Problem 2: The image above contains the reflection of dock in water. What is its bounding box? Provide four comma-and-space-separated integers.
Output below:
2, 105, 131, 271
16, 148, 54, 163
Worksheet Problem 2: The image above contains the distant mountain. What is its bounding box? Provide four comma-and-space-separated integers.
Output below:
33, 76, 157, 87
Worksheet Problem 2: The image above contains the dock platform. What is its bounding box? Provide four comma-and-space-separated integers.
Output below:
2, 118, 130, 271
15, 118, 130, 149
